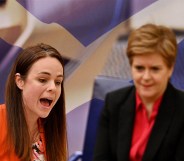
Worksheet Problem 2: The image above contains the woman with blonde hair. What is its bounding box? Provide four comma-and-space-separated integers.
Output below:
93, 24, 184, 161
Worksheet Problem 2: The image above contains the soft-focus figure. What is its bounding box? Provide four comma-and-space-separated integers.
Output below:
0, 43, 67, 161
93, 24, 184, 161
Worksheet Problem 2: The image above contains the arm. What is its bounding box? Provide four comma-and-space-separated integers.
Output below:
93, 94, 112, 161
175, 124, 184, 161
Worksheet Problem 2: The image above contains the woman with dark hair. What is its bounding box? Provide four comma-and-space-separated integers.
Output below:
0, 43, 67, 161
93, 24, 184, 161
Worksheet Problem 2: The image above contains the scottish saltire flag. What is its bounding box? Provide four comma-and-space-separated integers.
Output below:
0, 0, 158, 106
1, 0, 184, 158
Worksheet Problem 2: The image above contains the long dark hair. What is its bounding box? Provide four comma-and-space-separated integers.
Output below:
5, 43, 67, 161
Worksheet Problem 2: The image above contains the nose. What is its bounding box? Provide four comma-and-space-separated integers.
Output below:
47, 81, 57, 92
142, 70, 151, 80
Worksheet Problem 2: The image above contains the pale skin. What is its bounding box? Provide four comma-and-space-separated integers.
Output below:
131, 53, 174, 118
15, 57, 64, 140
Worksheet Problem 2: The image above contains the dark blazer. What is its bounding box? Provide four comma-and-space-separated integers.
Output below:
93, 83, 184, 161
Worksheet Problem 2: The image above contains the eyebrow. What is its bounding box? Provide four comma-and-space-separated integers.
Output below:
38, 71, 63, 78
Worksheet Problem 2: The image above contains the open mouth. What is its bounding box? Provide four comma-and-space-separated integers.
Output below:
40, 98, 53, 107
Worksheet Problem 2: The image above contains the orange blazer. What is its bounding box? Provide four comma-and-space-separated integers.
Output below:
0, 104, 19, 161
0, 104, 46, 161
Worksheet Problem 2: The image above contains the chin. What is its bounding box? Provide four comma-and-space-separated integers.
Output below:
39, 113, 50, 118
140, 92, 155, 99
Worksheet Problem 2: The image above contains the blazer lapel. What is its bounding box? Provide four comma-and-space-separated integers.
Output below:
142, 84, 176, 161
117, 89, 136, 161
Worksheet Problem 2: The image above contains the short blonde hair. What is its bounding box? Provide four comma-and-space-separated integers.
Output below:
126, 24, 177, 68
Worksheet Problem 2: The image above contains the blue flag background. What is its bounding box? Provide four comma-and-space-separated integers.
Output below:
1, 0, 184, 159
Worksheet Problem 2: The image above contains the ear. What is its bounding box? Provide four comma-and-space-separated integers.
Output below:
169, 66, 174, 78
15, 73, 24, 90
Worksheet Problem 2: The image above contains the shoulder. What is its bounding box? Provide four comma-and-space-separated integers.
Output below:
172, 87, 184, 108
0, 104, 6, 109
0, 104, 7, 143
164, 84, 184, 114
103, 85, 135, 113
105, 85, 135, 103
0, 104, 6, 118
0, 104, 7, 125
0, 104, 7, 131
166, 83, 184, 101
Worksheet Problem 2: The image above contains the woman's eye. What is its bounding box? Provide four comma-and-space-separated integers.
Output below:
151, 67, 160, 71
135, 66, 144, 71
39, 79, 47, 83
55, 81, 62, 86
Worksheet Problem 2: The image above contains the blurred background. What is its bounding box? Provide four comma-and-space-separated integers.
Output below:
1, 0, 184, 160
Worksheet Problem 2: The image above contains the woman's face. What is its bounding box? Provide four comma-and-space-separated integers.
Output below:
131, 53, 173, 102
16, 57, 64, 121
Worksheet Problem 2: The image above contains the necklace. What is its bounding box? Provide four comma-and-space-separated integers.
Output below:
32, 134, 46, 161
32, 131, 40, 143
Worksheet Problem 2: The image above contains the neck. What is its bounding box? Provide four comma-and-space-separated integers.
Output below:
25, 114, 39, 142
29, 121, 39, 143
141, 96, 157, 118
144, 102, 154, 118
